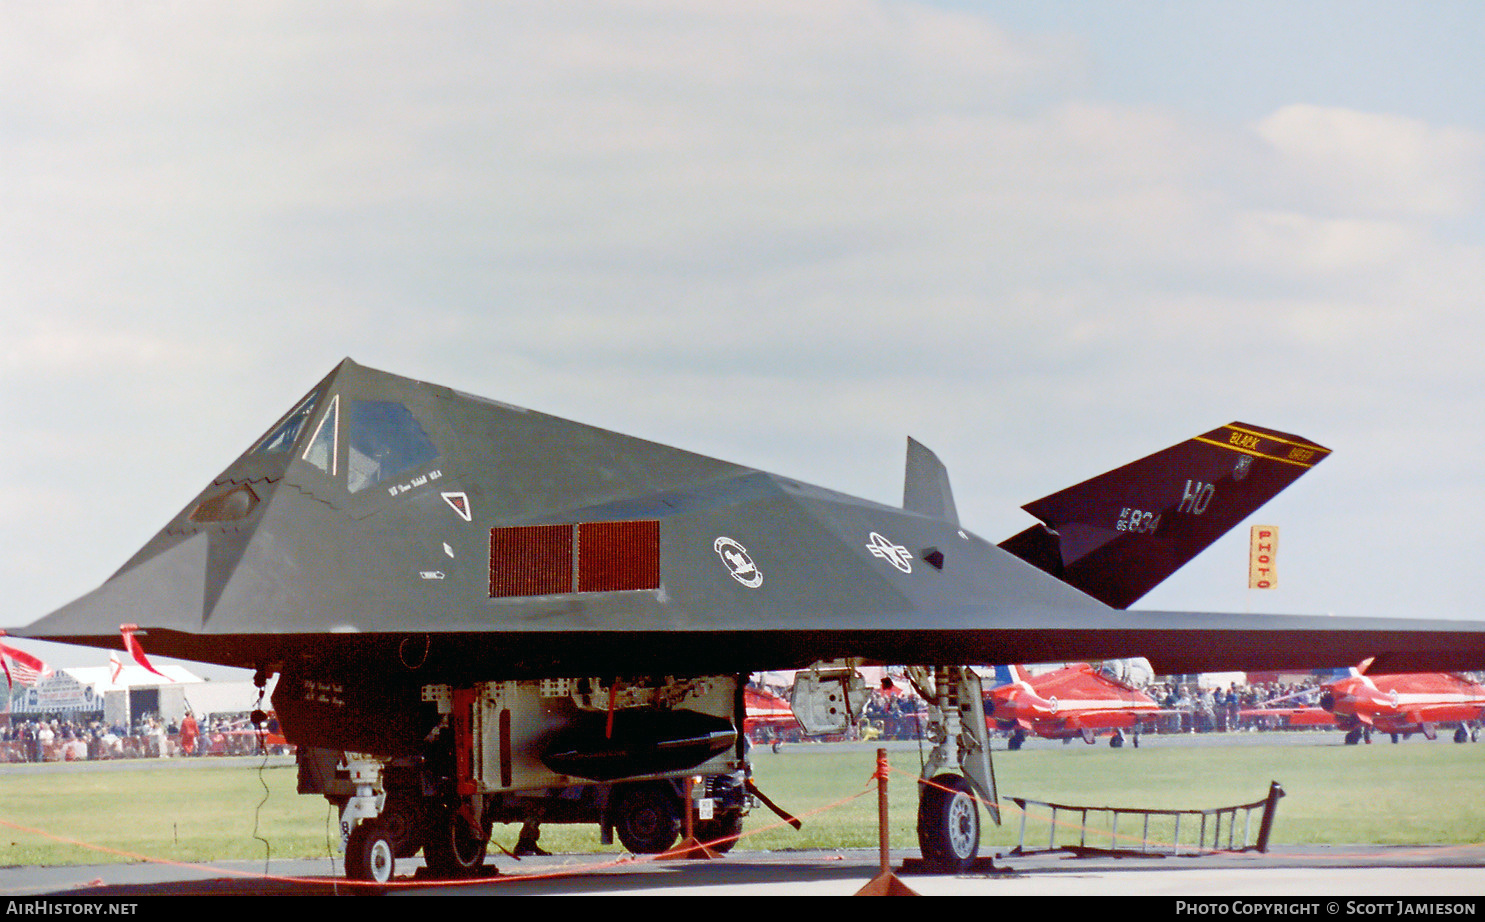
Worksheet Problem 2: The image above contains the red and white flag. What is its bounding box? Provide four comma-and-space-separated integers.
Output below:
120, 624, 172, 681
0, 637, 53, 689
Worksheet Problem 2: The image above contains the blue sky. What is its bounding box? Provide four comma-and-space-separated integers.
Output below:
3, 2, 1482, 673
978, 2, 1485, 129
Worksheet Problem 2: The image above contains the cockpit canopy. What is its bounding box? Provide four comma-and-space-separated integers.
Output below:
249, 386, 440, 495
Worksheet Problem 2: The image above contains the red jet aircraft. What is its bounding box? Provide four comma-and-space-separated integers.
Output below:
742, 684, 800, 742
1321, 661, 1485, 744
986, 663, 1159, 749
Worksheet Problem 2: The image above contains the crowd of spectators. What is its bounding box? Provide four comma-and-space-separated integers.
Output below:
20, 670, 1475, 761
0, 712, 284, 763
860, 681, 926, 740
1141, 679, 1326, 733
750, 673, 1355, 744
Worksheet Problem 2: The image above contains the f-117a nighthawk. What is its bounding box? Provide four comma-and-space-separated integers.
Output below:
16, 359, 1485, 880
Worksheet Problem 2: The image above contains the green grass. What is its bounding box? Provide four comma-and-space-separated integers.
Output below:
0, 764, 338, 867
1, 738, 1482, 867
742, 742, 1485, 851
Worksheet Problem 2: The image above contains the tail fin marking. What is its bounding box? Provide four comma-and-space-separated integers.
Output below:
997, 422, 1330, 609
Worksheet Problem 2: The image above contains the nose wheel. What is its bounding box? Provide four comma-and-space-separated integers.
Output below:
346, 822, 397, 883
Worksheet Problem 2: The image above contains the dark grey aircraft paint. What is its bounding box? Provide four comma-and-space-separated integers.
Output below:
20, 358, 1485, 681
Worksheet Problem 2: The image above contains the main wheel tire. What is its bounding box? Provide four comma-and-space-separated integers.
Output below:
918, 773, 980, 871
612, 783, 681, 854
423, 807, 489, 879
380, 795, 425, 859
346, 822, 396, 883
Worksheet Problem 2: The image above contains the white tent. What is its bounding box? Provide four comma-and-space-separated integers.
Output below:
15, 663, 202, 713
176, 676, 278, 719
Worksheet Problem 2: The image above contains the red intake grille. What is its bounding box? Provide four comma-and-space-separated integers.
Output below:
489, 520, 660, 598
489, 524, 572, 598
578, 520, 661, 592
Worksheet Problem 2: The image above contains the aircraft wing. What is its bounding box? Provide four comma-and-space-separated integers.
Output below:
15, 359, 1485, 680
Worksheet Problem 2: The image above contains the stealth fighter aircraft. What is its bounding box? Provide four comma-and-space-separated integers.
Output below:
17, 359, 1485, 879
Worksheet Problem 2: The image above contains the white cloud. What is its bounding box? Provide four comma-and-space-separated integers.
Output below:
1230, 211, 1432, 277
2, 3, 1483, 625
1256, 104, 1485, 218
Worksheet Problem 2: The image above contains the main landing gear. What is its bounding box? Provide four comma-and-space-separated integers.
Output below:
790, 661, 996, 872
906, 665, 999, 871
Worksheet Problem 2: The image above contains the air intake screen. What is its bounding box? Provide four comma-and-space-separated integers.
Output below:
489, 520, 660, 598
578, 520, 660, 592
489, 524, 573, 598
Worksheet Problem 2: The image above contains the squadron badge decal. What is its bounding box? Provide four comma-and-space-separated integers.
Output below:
713, 537, 762, 588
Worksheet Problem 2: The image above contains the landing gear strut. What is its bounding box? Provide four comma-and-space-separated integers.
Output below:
335, 756, 492, 881
907, 665, 998, 871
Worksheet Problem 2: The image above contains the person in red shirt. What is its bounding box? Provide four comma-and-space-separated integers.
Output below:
180, 711, 199, 757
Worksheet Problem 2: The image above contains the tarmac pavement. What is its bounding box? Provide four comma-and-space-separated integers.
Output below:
2, 844, 1482, 898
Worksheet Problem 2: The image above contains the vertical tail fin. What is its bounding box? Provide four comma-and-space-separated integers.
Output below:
903, 437, 959, 525
997, 423, 1329, 609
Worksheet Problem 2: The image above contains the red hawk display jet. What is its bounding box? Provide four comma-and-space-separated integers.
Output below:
1322, 661, 1485, 744
987, 663, 1160, 749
